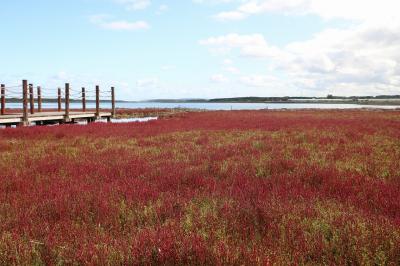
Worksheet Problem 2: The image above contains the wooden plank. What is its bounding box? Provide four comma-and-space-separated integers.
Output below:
111, 87, 115, 118
96, 85, 100, 117
0, 118, 21, 124
28, 116, 65, 122
29, 84, 34, 114
70, 114, 96, 119
0, 76, 116, 128
37, 86, 42, 112
1, 84, 5, 115
65, 83, 70, 119
58, 88, 62, 112
1, 112, 112, 124
22, 80, 28, 125
82, 87, 86, 112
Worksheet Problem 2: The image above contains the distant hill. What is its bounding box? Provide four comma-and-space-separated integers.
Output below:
144, 95, 400, 103
209, 97, 291, 102
137, 95, 400, 106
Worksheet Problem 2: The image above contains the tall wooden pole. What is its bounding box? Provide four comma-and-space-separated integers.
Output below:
65, 83, 70, 119
82, 87, 86, 112
22, 80, 28, 125
57, 88, 62, 112
29, 84, 34, 114
111, 87, 115, 118
95, 85, 100, 118
37, 86, 42, 112
1, 84, 5, 115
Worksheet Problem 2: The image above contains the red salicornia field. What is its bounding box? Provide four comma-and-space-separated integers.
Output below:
1, 110, 400, 265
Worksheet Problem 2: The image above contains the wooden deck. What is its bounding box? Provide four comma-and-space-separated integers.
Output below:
1, 80, 116, 127
0, 111, 112, 126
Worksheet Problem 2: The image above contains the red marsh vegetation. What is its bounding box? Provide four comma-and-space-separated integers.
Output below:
0, 110, 400, 265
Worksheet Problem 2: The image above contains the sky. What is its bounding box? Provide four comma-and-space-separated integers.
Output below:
0, 0, 400, 100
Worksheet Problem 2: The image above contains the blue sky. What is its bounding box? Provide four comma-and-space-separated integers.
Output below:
1, 0, 399, 100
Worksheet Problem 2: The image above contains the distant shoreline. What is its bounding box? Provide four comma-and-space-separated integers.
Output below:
5, 98, 400, 106
141, 100, 400, 106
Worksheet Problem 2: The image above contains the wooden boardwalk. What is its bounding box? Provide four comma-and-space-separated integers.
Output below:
0, 80, 116, 127
0, 111, 112, 127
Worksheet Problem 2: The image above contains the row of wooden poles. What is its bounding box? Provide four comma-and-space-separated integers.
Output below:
0, 80, 116, 121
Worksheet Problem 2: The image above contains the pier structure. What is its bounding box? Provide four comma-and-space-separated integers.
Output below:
0, 80, 116, 127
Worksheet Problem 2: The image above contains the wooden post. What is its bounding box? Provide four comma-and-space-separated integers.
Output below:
37, 86, 42, 112
82, 87, 86, 112
22, 80, 28, 125
65, 83, 70, 120
29, 84, 34, 114
1, 84, 5, 115
57, 88, 62, 112
95, 85, 100, 118
111, 87, 115, 118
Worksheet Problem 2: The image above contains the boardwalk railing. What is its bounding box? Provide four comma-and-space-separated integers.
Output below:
0, 80, 116, 127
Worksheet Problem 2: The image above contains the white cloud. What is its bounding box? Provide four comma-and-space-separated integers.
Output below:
90, 15, 149, 31
211, 1, 400, 85
210, 74, 229, 83
200, 33, 284, 58
114, 0, 151, 10
198, 0, 400, 95
193, 0, 238, 4
156, 4, 169, 14
224, 66, 240, 74
200, 33, 266, 47
200, 23, 400, 95
219, 59, 240, 74
222, 59, 233, 65
102, 20, 149, 31
137, 78, 159, 88
213, 0, 400, 24
214, 11, 246, 21
161, 65, 176, 71
239, 74, 283, 88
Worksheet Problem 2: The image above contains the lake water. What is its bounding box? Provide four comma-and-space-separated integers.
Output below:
4, 102, 400, 110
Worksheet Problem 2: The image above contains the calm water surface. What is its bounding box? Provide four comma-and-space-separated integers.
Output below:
5, 102, 400, 110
